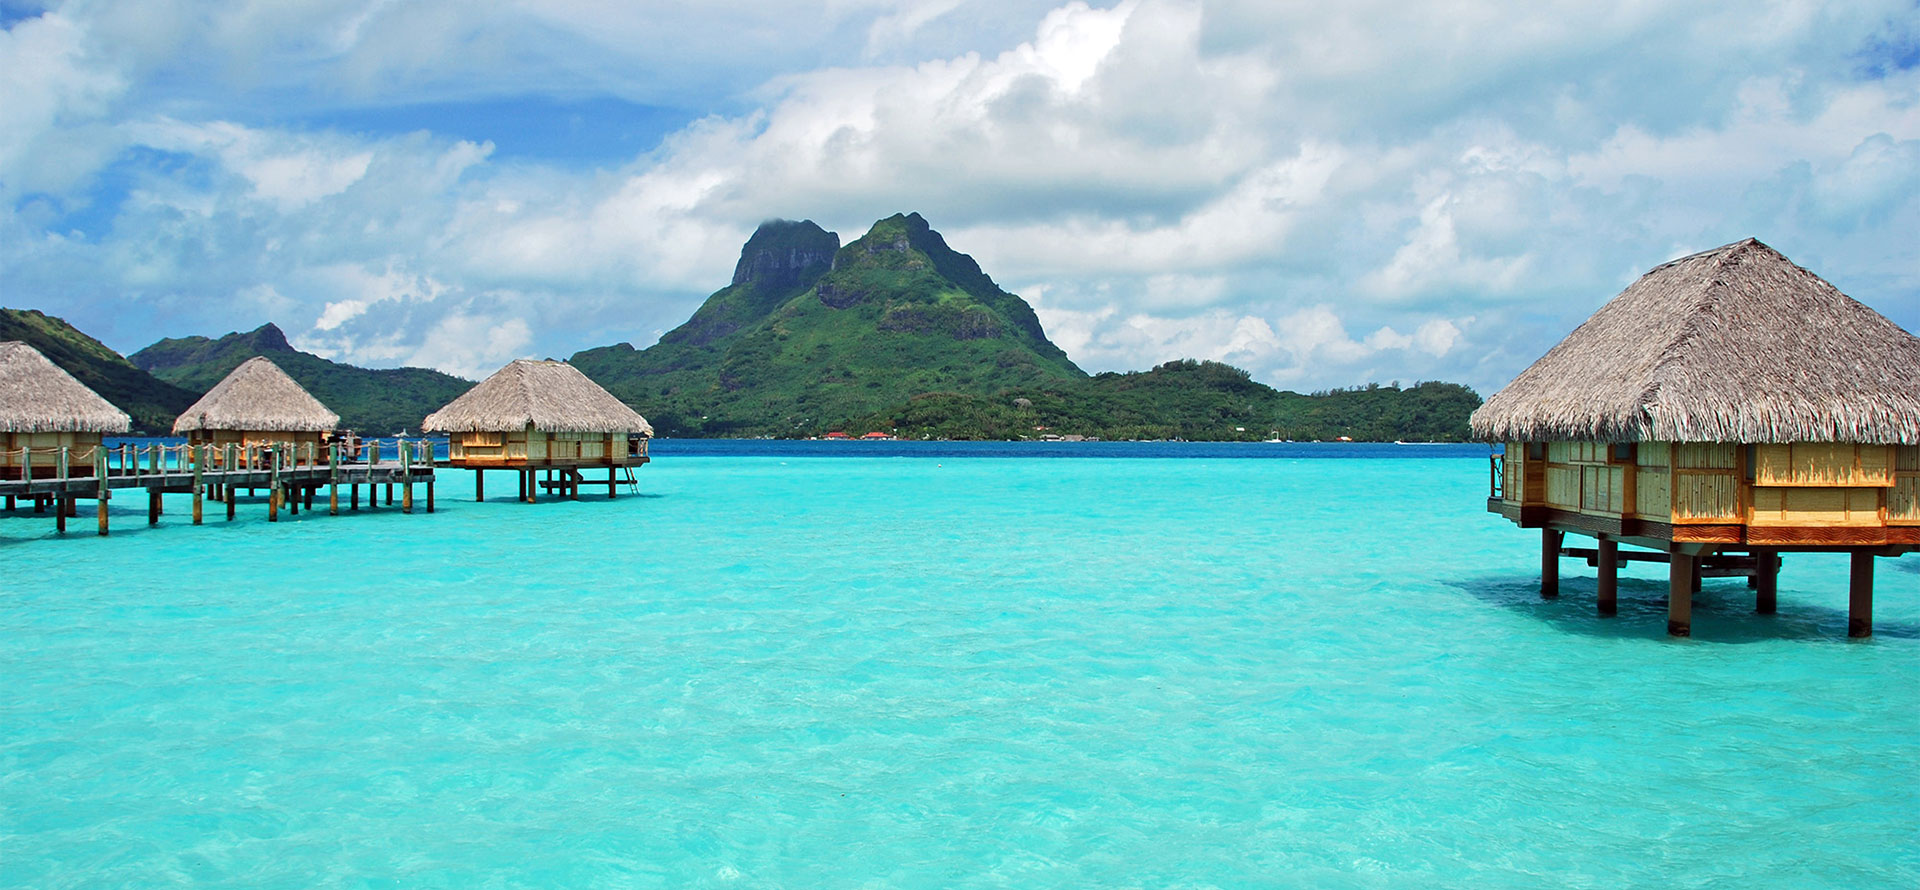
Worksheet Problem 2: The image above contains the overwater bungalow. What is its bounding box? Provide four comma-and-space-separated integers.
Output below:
172, 357, 340, 466
1473, 238, 1919, 637
422, 359, 652, 502
1, 340, 130, 489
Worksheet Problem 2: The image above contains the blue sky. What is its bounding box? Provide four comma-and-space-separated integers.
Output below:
2, 0, 1915, 392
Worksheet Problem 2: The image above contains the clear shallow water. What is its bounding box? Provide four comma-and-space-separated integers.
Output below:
2, 445, 1915, 888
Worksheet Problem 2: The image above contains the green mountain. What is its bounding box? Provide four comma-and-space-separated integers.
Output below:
574, 213, 1087, 436
845, 360, 1482, 441
130, 323, 473, 434
0, 307, 198, 433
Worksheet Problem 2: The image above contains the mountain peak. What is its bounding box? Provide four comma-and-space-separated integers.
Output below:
245, 322, 292, 352
730, 219, 840, 290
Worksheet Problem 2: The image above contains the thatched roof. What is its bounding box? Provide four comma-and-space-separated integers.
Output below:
422, 359, 652, 435
1473, 239, 1920, 444
0, 341, 131, 434
172, 356, 339, 433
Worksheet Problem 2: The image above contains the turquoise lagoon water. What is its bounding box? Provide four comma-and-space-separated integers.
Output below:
2, 443, 1915, 888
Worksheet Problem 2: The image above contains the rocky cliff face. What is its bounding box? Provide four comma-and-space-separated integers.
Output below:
730, 220, 840, 291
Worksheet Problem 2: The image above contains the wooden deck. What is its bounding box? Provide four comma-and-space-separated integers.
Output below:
1, 441, 438, 535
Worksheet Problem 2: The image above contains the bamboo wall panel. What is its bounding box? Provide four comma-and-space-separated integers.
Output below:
1750, 486, 1883, 527
1673, 472, 1741, 521
1888, 477, 1920, 523
1503, 453, 1523, 502
1580, 465, 1625, 514
1635, 442, 1671, 468
1754, 443, 1894, 487
1899, 446, 1920, 472
1545, 465, 1582, 510
1634, 467, 1672, 519
1674, 443, 1737, 469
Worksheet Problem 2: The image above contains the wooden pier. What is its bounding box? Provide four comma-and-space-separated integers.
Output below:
0, 440, 437, 536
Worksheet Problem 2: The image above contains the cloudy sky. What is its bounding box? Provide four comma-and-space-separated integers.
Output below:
2, 1, 1915, 393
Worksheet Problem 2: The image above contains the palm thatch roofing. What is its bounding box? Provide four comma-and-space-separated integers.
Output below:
0, 341, 132, 434
172, 356, 339, 433
1472, 238, 1920, 445
422, 359, 653, 435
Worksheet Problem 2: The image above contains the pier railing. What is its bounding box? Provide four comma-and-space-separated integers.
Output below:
1489, 453, 1504, 499
4, 440, 439, 483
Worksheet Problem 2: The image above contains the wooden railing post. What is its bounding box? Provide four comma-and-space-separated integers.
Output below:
191, 444, 204, 525
96, 447, 110, 536
329, 443, 340, 516
401, 441, 413, 514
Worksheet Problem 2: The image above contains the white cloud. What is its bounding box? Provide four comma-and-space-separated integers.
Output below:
2, 0, 1915, 399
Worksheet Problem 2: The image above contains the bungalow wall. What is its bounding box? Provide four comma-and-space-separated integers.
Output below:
1501, 441, 1920, 531
445, 428, 646, 467
186, 429, 329, 466
0, 431, 106, 478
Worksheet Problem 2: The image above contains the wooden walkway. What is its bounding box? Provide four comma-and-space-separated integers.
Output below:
2, 441, 437, 535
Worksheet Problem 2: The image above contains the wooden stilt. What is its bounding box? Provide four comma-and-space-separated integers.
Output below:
148, 489, 161, 526
191, 446, 203, 526
385, 483, 393, 505
304, 487, 314, 510
1668, 552, 1694, 637
1596, 538, 1618, 616
289, 487, 298, 515
226, 490, 236, 521
426, 480, 435, 513
1848, 551, 1873, 639
5, 494, 14, 511
608, 467, 617, 499
269, 487, 280, 522
1754, 548, 1778, 614
475, 469, 484, 502
56, 495, 67, 533
96, 451, 109, 536
1541, 529, 1562, 598
403, 481, 413, 514
351, 483, 360, 511
34, 496, 45, 514
1691, 558, 1702, 594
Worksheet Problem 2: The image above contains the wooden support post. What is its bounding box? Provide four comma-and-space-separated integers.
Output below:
34, 495, 45, 514
403, 482, 414, 514
270, 447, 281, 522
95, 449, 109, 537
385, 482, 393, 505
1668, 552, 1695, 637
330, 444, 340, 517
1596, 538, 1618, 616
475, 469, 484, 502
1541, 529, 1562, 598
609, 467, 617, 499
192, 445, 204, 526
1754, 548, 1778, 614
148, 488, 161, 526
1691, 559, 1702, 594
5, 495, 13, 511
304, 486, 314, 510
427, 480, 435, 513
1848, 551, 1874, 639
351, 482, 360, 511
56, 494, 67, 534
226, 488, 236, 521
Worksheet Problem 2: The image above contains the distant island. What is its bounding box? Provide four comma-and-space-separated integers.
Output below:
573, 213, 1480, 441
4, 213, 1480, 441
